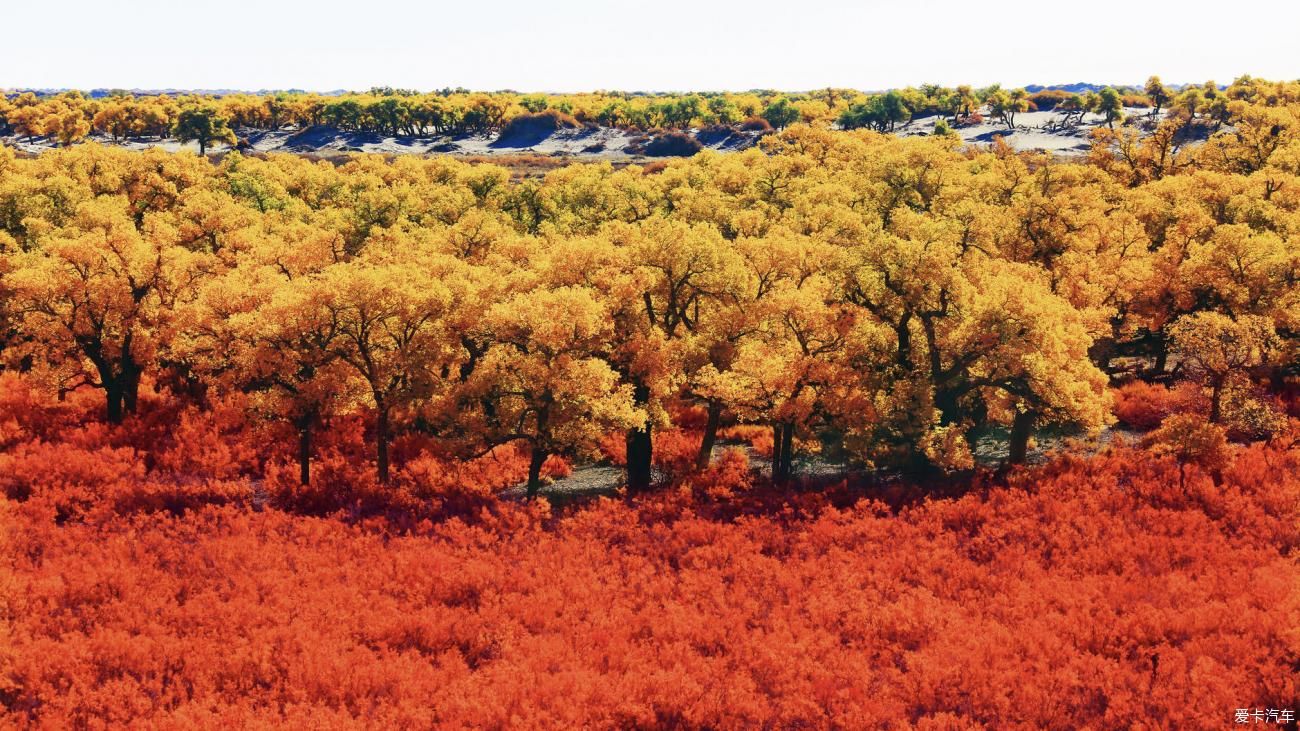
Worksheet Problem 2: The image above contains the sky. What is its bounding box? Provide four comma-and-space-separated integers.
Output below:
3, 0, 1298, 92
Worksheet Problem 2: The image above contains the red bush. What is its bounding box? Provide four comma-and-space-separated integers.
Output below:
720, 424, 773, 456
4, 373, 1300, 727
6, 442, 1300, 728
1112, 380, 1207, 430
692, 447, 753, 499
651, 427, 701, 476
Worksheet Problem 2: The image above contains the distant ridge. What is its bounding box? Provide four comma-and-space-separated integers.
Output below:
1024, 82, 1120, 94
3, 88, 350, 98
1025, 81, 1226, 94
3, 82, 1230, 98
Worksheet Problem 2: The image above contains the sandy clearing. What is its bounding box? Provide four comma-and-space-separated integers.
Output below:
895, 107, 1163, 153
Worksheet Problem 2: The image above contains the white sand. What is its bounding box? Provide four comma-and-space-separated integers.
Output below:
896, 108, 1163, 154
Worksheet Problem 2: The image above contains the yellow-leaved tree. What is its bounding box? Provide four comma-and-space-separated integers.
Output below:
1169, 312, 1277, 424
459, 285, 644, 495
316, 256, 465, 483
4, 196, 205, 422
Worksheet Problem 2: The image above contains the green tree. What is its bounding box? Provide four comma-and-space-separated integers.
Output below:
761, 98, 800, 130
173, 106, 236, 155
987, 89, 1029, 130
1097, 87, 1125, 128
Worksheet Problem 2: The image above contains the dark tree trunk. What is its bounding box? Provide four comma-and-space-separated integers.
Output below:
894, 313, 912, 369
376, 406, 391, 484
934, 387, 962, 429
771, 422, 795, 484
122, 369, 140, 415
778, 422, 795, 482
1269, 364, 1287, 393
527, 445, 547, 497
298, 418, 312, 486
1152, 342, 1169, 377
626, 425, 653, 493
105, 382, 124, 424
626, 382, 653, 493
695, 400, 722, 470
1008, 409, 1036, 466
771, 423, 783, 482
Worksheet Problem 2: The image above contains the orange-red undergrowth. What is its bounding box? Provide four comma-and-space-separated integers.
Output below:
2, 375, 1299, 729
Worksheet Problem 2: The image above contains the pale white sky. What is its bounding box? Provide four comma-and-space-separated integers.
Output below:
2, 0, 1296, 92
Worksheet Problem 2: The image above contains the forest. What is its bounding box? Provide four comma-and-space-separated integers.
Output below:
1, 73, 1298, 728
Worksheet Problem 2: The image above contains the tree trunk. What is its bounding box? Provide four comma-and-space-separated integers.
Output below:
1152, 344, 1168, 377
527, 445, 547, 497
626, 382, 653, 493
771, 423, 783, 482
298, 419, 312, 486
122, 369, 140, 415
1268, 364, 1287, 393
105, 382, 124, 424
626, 425, 652, 492
778, 422, 795, 483
376, 406, 391, 484
894, 313, 912, 369
1008, 409, 1036, 466
695, 400, 722, 470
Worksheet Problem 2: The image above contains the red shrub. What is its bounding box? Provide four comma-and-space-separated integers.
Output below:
1112, 380, 1206, 430
0, 372, 81, 445
541, 453, 572, 479
5, 372, 1300, 728
720, 424, 773, 456
597, 432, 627, 465
651, 427, 701, 475
0, 441, 249, 522
692, 447, 753, 500
151, 398, 264, 480
7, 443, 1300, 728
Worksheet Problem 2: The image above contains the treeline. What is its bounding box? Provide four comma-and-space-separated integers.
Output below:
3, 75, 1292, 148
837, 77, 1264, 133
0, 87, 1297, 492
0, 88, 816, 146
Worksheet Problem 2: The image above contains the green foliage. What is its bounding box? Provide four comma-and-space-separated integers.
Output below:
172, 106, 237, 155
760, 97, 800, 130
